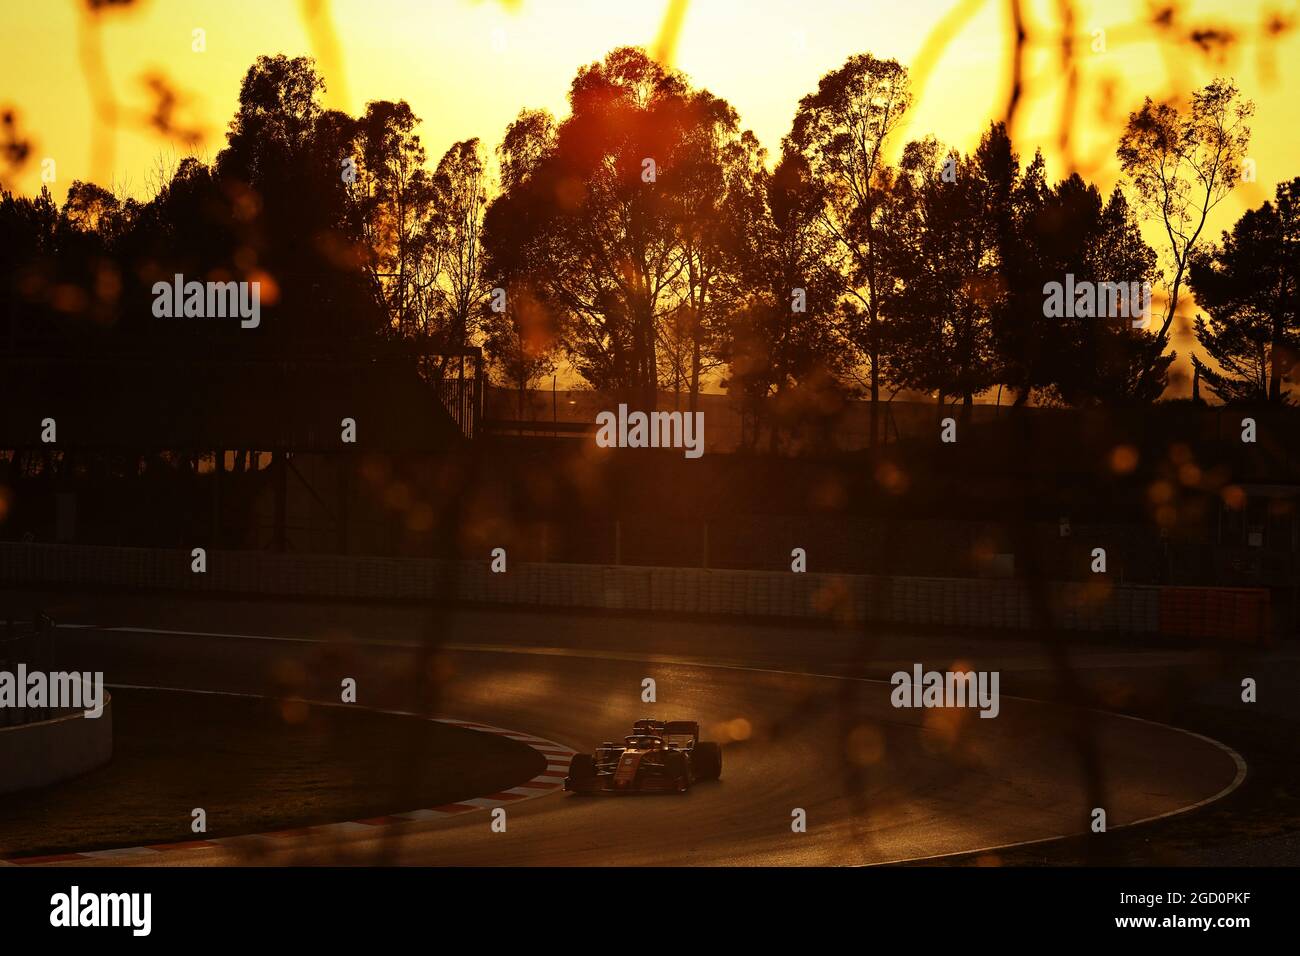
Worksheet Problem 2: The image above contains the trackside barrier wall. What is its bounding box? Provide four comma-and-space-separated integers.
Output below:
1157, 587, 1269, 644
0, 542, 1267, 643
0, 695, 114, 794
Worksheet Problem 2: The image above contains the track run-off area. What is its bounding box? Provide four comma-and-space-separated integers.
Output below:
7, 592, 1246, 866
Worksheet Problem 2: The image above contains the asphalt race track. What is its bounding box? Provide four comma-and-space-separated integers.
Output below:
12, 593, 1245, 866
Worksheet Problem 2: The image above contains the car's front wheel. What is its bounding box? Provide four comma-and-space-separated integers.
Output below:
566, 753, 596, 791
664, 751, 691, 793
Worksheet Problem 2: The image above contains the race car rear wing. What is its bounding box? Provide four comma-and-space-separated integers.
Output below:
662, 720, 700, 749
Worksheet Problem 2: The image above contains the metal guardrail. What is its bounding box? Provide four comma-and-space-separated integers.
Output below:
0, 543, 1273, 643
432, 349, 485, 440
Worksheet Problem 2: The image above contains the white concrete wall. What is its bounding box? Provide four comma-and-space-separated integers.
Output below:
0, 696, 113, 795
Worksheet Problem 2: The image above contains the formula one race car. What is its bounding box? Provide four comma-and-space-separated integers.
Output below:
564, 718, 723, 794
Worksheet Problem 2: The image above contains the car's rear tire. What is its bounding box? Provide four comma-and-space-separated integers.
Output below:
694, 742, 722, 781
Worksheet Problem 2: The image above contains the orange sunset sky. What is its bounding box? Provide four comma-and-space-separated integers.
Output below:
3, 0, 1298, 392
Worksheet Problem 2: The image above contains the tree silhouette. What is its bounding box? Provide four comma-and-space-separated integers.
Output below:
982, 126, 1050, 406
482, 47, 749, 411
659, 95, 753, 411
352, 99, 437, 338
215, 54, 377, 351
788, 53, 911, 445
1117, 78, 1253, 392
721, 149, 847, 450
430, 138, 491, 355
481, 282, 559, 419
883, 135, 999, 409
1037, 177, 1166, 404
1189, 178, 1300, 404
3, 42, 1294, 422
